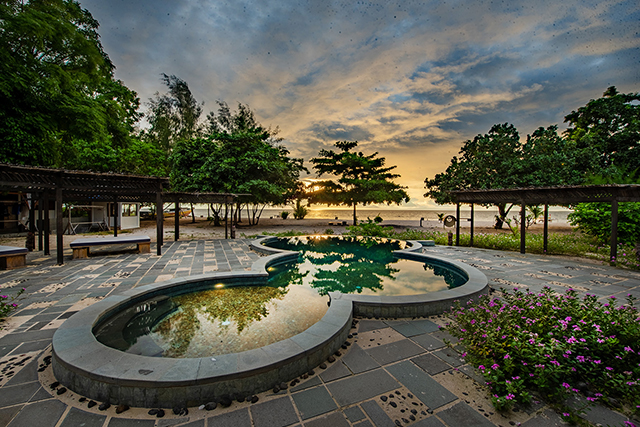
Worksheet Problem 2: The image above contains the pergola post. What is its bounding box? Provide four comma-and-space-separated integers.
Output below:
44, 191, 50, 256
156, 191, 163, 256
610, 199, 618, 264
113, 200, 118, 237
543, 204, 549, 254
224, 202, 228, 239
55, 179, 63, 265
174, 201, 180, 241
455, 202, 460, 246
469, 203, 474, 247
520, 202, 526, 254
38, 193, 44, 251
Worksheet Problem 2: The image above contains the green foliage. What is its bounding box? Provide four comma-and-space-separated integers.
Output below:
346, 218, 393, 238
0, 287, 25, 322
564, 86, 640, 178
310, 141, 409, 225
424, 124, 580, 228
280, 211, 290, 219
293, 199, 308, 220
446, 288, 640, 415
568, 202, 640, 245
373, 214, 383, 223
0, 0, 143, 171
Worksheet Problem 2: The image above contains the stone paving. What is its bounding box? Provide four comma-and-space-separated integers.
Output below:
1, 240, 640, 427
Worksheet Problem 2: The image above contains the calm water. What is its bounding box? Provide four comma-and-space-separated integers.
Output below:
264, 236, 466, 296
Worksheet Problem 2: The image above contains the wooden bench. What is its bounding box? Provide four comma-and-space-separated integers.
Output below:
0, 245, 28, 270
70, 236, 151, 259
328, 221, 348, 226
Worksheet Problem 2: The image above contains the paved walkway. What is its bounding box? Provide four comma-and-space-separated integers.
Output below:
1, 240, 639, 427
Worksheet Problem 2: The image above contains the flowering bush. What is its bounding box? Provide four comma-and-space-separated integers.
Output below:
445, 287, 640, 415
0, 287, 25, 321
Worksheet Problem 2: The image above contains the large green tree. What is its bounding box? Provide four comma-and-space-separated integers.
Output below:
0, 0, 142, 171
310, 141, 409, 225
564, 86, 640, 180
424, 124, 581, 228
170, 103, 305, 225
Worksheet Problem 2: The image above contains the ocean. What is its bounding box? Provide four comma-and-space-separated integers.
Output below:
191, 206, 572, 224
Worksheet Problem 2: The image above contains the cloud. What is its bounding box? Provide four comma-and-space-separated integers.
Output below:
80, 0, 640, 208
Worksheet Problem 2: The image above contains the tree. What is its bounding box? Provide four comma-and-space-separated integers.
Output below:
170, 103, 305, 225
564, 86, 640, 179
0, 0, 142, 171
424, 124, 581, 228
310, 141, 409, 225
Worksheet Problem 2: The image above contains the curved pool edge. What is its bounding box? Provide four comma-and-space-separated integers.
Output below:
255, 236, 489, 318
52, 250, 352, 408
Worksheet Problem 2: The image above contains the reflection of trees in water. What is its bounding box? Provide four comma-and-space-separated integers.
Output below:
272, 236, 403, 295
423, 263, 464, 287
153, 286, 288, 358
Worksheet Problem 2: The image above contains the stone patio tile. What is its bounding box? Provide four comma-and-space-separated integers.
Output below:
0, 381, 41, 407
343, 405, 366, 422
353, 421, 374, 427
59, 407, 106, 427
292, 386, 337, 420
385, 361, 457, 409
520, 409, 569, 427
207, 408, 251, 427
411, 319, 440, 334
290, 376, 322, 392
163, 419, 203, 427
384, 321, 425, 337
250, 396, 299, 427
365, 339, 424, 365
9, 339, 51, 355
27, 386, 52, 402
107, 418, 157, 427
411, 353, 451, 375
341, 345, 380, 374
360, 399, 395, 427
410, 333, 445, 351
432, 348, 465, 367
6, 399, 66, 427
436, 401, 494, 427
325, 369, 399, 407
410, 417, 447, 427
303, 412, 350, 427
357, 320, 388, 333
0, 405, 23, 427
319, 361, 352, 383
5, 357, 39, 386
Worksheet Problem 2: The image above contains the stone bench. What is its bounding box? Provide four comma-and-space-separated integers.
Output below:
0, 245, 28, 270
70, 236, 151, 259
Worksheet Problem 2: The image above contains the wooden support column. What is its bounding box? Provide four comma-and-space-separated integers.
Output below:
38, 193, 44, 251
156, 192, 163, 256
543, 204, 549, 254
56, 184, 63, 265
44, 192, 50, 256
28, 194, 35, 234
224, 203, 228, 239
174, 201, 180, 241
610, 199, 618, 264
520, 202, 526, 254
469, 204, 474, 247
455, 203, 460, 246
113, 200, 118, 237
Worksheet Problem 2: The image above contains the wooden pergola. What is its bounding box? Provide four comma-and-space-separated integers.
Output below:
0, 164, 243, 264
449, 184, 640, 262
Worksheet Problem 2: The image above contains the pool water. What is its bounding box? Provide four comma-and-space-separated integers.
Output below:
94, 283, 329, 358
264, 236, 467, 296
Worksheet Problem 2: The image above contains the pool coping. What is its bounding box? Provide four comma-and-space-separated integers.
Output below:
51, 250, 352, 408
251, 236, 489, 318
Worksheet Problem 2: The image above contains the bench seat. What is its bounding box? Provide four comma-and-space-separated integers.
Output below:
70, 236, 151, 259
0, 245, 28, 270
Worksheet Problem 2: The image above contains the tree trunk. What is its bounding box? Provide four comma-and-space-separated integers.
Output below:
353, 203, 357, 225
190, 203, 196, 223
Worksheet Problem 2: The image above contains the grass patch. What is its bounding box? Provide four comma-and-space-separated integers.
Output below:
445, 288, 640, 420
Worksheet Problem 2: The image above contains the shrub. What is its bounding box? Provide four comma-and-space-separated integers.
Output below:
280, 211, 290, 219
445, 287, 640, 416
1, 287, 25, 322
568, 202, 640, 245
293, 200, 308, 220
346, 219, 393, 238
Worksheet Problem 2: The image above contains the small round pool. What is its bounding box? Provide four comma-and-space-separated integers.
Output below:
262, 235, 466, 296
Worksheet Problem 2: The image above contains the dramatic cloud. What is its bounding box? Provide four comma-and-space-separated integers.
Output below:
81, 0, 639, 207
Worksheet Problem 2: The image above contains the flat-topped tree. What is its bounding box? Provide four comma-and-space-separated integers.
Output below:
310, 141, 409, 225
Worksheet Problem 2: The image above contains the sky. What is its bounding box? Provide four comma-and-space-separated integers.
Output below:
79, 0, 639, 209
